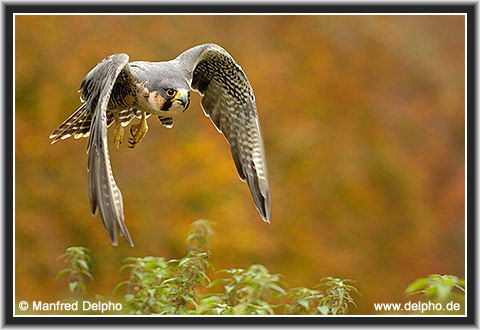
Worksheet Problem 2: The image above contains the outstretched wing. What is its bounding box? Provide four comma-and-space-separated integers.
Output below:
83, 54, 134, 246
176, 44, 271, 223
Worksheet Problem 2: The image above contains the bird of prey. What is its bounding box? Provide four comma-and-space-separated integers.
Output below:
50, 44, 271, 247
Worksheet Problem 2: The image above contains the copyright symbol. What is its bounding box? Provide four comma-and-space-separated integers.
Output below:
18, 301, 28, 311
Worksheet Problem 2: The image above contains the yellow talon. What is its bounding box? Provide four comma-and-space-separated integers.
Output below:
113, 113, 124, 150
128, 111, 148, 148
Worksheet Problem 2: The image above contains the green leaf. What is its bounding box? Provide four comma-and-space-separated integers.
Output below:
69, 281, 78, 293
113, 281, 127, 294
298, 299, 309, 311
344, 284, 360, 294
436, 283, 451, 301
424, 285, 438, 298
233, 274, 244, 283
77, 281, 87, 293
162, 277, 177, 284
270, 284, 287, 295
56, 269, 70, 278
200, 293, 219, 300
57, 252, 69, 260
317, 305, 329, 315
80, 270, 93, 280
338, 287, 345, 301
77, 259, 89, 271
225, 285, 235, 294
405, 278, 428, 294
124, 294, 135, 302
207, 279, 228, 288
442, 275, 456, 287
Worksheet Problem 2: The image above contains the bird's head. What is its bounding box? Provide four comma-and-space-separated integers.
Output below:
140, 85, 191, 117
161, 87, 191, 113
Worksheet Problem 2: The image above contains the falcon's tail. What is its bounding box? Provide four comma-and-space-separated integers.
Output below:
50, 106, 141, 144
49, 103, 92, 143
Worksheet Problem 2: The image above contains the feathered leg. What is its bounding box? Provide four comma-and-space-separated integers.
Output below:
113, 112, 124, 150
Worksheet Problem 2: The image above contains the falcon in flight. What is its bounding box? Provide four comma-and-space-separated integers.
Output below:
50, 44, 271, 247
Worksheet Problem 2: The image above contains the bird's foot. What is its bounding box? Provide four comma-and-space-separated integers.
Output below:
128, 116, 148, 148
113, 123, 124, 150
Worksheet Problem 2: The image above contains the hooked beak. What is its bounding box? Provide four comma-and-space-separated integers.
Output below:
172, 90, 191, 110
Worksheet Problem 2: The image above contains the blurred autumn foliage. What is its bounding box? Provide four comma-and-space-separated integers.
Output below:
14, 15, 465, 314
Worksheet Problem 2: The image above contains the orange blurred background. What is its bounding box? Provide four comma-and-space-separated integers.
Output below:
14, 15, 465, 314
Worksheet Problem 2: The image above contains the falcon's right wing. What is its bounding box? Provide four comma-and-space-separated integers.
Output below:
82, 54, 134, 246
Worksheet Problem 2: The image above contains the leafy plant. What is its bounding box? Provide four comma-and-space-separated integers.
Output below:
114, 256, 169, 314
405, 274, 465, 303
315, 277, 359, 315
114, 221, 213, 315
57, 246, 93, 296
284, 286, 324, 315
283, 278, 360, 315
56, 221, 362, 315
53, 224, 467, 316
186, 219, 213, 252
112, 220, 360, 315
202, 264, 286, 315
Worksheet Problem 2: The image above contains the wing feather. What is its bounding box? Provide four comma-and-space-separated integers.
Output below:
176, 44, 271, 223
84, 54, 134, 246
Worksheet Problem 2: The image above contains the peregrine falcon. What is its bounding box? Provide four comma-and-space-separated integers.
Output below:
50, 44, 271, 247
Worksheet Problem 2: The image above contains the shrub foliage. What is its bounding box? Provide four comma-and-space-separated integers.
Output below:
57, 220, 464, 315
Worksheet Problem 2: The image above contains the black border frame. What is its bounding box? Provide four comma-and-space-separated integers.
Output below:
4, 2, 475, 326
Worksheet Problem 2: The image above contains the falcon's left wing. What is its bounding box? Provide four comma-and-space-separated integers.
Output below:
175, 44, 271, 223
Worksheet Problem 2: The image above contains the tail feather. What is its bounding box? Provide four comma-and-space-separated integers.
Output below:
50, 106, 142, 144
50, 103, 91, 143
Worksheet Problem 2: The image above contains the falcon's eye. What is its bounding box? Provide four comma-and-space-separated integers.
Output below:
165, 89, 176, 97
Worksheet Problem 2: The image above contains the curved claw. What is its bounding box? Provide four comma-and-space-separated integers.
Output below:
128, 114, 148, 148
